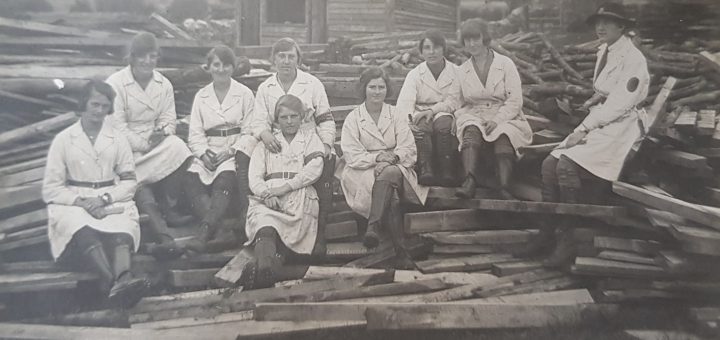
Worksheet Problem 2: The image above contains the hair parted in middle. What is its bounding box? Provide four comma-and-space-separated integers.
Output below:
125, 32, 159, 62
205, 45, 237, 70
274, 94, 305, 122
357, 67, 393, 101
418, 29, 447, 55
78, 79, 116, 114
270, 37, 302, 66
459, 18, 492, 46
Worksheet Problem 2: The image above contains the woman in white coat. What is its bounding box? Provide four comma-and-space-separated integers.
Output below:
43, 80, 148, 306
245, 94, 325, 288
341, 67, 429, 264
454, 18, 532, 200
533, 3, 650, 267
183, 46, 257, 252
106, 32, 193, 259
398, 29, 461, 186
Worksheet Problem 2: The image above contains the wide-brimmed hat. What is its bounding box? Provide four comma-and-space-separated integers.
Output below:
586, 2, 636, 27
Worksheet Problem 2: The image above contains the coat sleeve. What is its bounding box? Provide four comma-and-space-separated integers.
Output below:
341, 109, 378, 170
42, 135, 80, 206
107, 135, 137, 202
492, 58, 524, 125
391, 106, 418, 169
251, 84, 273, 139
187, 94, 209, 158
396, 70, 419, 117
106, 80, 150, 152
312, 79, 336, 147
234, 88, 256, 152
248, 142, 269, 196
286, 133, 324, 190
578, 54, 649, 132
156, 81, 178, 135
430, 78, 462, 116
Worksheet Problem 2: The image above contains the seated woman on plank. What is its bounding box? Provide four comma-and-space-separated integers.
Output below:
340, 67, 429, 266
43, 80, 148, 307
525, 3, 650, 267
183, 45, 257, 252
454, 18, 532, 200
105, 32, 194, 260
244, 94, 325, 288
397, 29, 461, 187
251, 38, 335, 255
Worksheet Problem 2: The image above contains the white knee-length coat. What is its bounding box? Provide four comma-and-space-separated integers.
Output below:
340, 103, 429, 219
395, 60, 461, 121
552, 35, 650, 181
454, 52, 532, 154
43, 120, 140, 260
106, 66, 193, 185
246, 130, 324, 255
187, 79, 257, 185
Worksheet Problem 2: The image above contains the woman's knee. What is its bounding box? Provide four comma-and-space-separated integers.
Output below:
461, 126, 483, 149
541, 155, 559, 179
106, 232, 134, 249
377, 165, 403, 182
432, 116, 453, 134
213, 171, 236, 195
493, 135, 514, 156
72, 226, 103, 252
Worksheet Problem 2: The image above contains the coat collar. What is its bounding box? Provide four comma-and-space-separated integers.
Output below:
265, 69, 312, 96
594, 35, 632, 84
118, 66, 166, 109
358, 103, 392, 144
68, 118, 116, 159
196, 79, 246, 114
417, 60, 455, 92
461, 50, 504, 90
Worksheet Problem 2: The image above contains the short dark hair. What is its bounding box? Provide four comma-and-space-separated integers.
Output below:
126, 32, 159, 61
460, 18, 492, 46
418, 29, 447, 55
270, 37, 302, 66
357, 67, 393, 101
274, 94, 305, 122
205, 45, 237, 69
78, 80, 116, 114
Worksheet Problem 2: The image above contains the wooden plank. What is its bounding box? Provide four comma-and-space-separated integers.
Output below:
0, 36, 217, 50
699, 51, 720, 73
289, 278, 449, 303
597, 250, 657, 266
0, 272, 97, 294
0, 234, 48, 252
0, 16, 112, 38
572, 257, 670, 279
426, 198, 629, 219
132, 310, 253, 330
653, 149, 707, 169
0, 112, 76, 148
669, 224, 720, 257
625, 329, 704, 340
213, 247, 253, 287
0, 209, 47, 234
0, 166, 45, 187
593, 236, 663, 256
492, 261, 543, 276
697, 110, 716, 136
405, 209, 520, 234
0, 225, 46, 245
459, 289, 594, 305
327, 241, 381, 260
168, 268, 219, 288
0, 185, 42, 213
157, 320, 364, 339
673, 110, 697, 129
415, 254, 514, 274
393, 270, 498, 286
0, 323, 176, 340
325, 220, 358, 240
0, 89, 62, 107
0, 157, 46, 177
150, 13, 194, 40
302, 266, 384, 281
432, 244, 494, 255
364, 303, 617, 330
613, 181, 720, 232
422, 230, 538, 245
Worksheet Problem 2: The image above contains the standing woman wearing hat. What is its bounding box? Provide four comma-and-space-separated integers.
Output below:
43, 80, 148, 306
106, 32, 194, 259
454, 18, 533, 200
251, 38, 335, 255
183, 45, 257, 252
530, 3, 650, 267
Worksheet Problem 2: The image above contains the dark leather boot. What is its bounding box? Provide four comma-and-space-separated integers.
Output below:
83, 244, 115, 295
456, 146, 479, 199
496, 154, 518, 200
542, 226, 576, 268
312, 155, 335, 256
365, 179, 396, 249
436, 131, 457, 187
136, 186, 183, 260
385, 192, 417, 270
159, 163, 194, 227
513, 227, 555, 258
254, 227, 280, 289
416, 132, 435, 186
235, 152, 251, 241
109, 244, 148, 308
184, 222, 213, 254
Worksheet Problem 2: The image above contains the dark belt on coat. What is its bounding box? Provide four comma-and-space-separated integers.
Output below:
206, 126, 242, 137
66, 179, 114, 189
264, 172, 297, 180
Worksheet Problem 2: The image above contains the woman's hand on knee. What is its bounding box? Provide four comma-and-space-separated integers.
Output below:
374, 162, 392, 178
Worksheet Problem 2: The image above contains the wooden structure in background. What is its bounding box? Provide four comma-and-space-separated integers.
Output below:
237, 0, 461, 45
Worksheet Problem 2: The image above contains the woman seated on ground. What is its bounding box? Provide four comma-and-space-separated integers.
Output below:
244, 94, 325, 288
106, 32, 194, 260
340, 67, 429, 265
397, 29, 461, 187
526, 3, 650, 267
42, 80, 148, 307
183, 45, 257, 252
454, 18, 532, 200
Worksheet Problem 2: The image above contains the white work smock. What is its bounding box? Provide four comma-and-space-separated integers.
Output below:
106, 66, 193, 185
395, 60, 461, 121
43, 120, 140, 260
187, 79, 257, 185
552, 35, 650, 181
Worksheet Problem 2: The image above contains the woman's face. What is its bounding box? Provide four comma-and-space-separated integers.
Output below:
464, 36, 486, 57
421, 38, 444, 66
595, 18, 624, 45
365, 77, 387, 105
277, 105, 301, 135
209, 55, 234, 83
130, 51, 158, 79
274, 48, 299, 78
81, 89, 111, 125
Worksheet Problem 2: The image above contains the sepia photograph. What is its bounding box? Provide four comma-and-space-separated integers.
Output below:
0, 0, 718, 338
